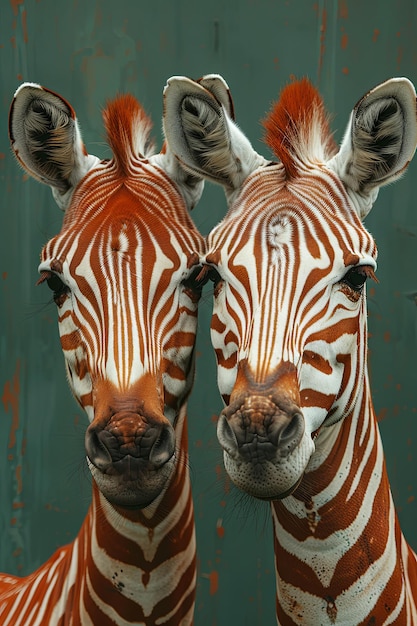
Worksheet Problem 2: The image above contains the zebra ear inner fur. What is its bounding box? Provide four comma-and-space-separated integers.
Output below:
328, 77, 417, 216
9, 83, 99, 210
163, 75, 267, 195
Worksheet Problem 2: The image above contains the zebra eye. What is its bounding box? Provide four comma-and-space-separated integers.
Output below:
38, 271, 69, 305
46, 273, 66, 293
182, 265, 208, 301
341, 267, 368, 292
207, 267, 222, 286
207, 267, 223, 297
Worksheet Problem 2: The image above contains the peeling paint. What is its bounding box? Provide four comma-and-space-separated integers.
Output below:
2, 360, 20, 450
10, 0, 24, 17
209, 570, 219, 596
216, 519, 225, 539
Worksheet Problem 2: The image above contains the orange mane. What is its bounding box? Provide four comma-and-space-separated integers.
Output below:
263, 78, 338, 178
103, 94, 155, 175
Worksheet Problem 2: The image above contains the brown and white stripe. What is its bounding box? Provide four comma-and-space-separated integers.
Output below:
164, 73, 417, 624
1, 81, 204, 624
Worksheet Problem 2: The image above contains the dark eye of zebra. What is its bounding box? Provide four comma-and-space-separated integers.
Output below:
182, 265, 209, 301
183, 265, 223, 291
44, 272, 69, 305
206, 266, 223, 297
341, 266, 368, 292
46, 272, 66, 293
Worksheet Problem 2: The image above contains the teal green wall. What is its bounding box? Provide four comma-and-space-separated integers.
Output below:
1, 1, 416, 624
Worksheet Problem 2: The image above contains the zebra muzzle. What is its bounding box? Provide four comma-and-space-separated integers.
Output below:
85, 411, 176, 477
218, 359, 304, 460
217, 394, 304, 462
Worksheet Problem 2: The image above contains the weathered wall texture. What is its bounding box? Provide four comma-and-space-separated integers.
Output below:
1, 1, 416, 624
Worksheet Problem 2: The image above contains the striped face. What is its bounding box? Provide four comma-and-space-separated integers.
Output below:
207, 164, 376, 498
39, 164, 203, 425
40, 173, 203, 502
9, 83, 205, 508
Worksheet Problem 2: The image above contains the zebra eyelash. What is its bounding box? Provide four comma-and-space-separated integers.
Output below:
340, 265, 378, 293
182, 264, 222, 292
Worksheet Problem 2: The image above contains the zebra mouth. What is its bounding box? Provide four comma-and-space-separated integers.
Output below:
88, 455, 175, 509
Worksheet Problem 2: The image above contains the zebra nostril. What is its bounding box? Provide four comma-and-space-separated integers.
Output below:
217, 414, 239, 456
149, 424, 176, 468
275, 412, 305, 455
85, 426, 113, 470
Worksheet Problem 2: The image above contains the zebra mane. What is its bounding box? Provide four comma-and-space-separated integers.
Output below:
103, 94, 156, 175
263, 78, 338, 178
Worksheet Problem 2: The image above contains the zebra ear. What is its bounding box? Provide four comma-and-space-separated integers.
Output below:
152, 146, 205, 212
9, 82, 99, 211
163, 74, 266, 197
328, 77, 417, 218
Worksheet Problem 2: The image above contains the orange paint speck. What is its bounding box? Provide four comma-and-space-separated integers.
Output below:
397, 46, 403, 68
10, 517, 17, 526
318, 8, 327, 74
341, 33, 348, 49
10, 0, 24, 16
339, 0, 348, 19
383, 331, 391, 343
215, 464, 222, 481
2, 360, 21, 449
407, 495, 415, 504
12, 502, 24, 509
216, 524, 225, 539
372, 28, 380, 43
377, 407, 388, 422
209, 570, 219, 595
16, 465, 23, 494
21, 9, 28, 43
342, 67, 349, 75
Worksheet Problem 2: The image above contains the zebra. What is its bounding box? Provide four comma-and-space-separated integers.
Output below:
1, 81, 205, 625
164, 74, 417, 624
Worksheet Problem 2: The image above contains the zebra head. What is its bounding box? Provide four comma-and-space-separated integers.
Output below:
164, 74, 417, 500
9, 83, 205, 508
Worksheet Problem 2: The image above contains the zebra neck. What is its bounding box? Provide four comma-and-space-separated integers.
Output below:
81, 407, 195, 609
0, 410, 196, 625
270, 389, 417, 624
